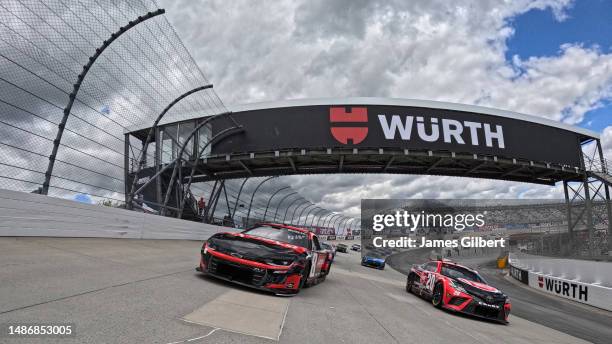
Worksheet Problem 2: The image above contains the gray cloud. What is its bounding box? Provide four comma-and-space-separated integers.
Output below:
2, 1, 608, 224
158, 0, 611, 220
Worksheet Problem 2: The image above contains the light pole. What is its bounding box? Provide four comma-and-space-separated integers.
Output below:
245, 176, 277, 226
263, 186, 290, 221
274, 192, 298, 222
282, 197, 305, 223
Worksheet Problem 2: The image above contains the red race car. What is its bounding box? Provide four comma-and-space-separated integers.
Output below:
197, 223, 333, 295
406, 259, 511, 323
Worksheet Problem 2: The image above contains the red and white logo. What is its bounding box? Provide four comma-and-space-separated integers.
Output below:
538, 276, 544, 288
329, 107, 368, 144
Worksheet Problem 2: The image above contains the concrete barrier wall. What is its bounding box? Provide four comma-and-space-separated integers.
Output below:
510, 253, 612, 286
0, 189, 237, 240
509, 253, 612, 312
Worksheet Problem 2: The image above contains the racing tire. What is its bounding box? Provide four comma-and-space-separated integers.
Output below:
299, 262, 311, 289
406, 273, 416, 293
432, 283, 444, 308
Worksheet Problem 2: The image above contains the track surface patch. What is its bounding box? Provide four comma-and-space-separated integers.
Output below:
183, 289, 289, 340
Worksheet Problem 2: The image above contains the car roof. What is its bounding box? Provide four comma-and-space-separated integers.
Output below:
253, 222, 312, 234
436, 260, 478, 273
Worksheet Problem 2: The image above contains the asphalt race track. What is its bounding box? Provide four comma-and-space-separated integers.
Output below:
0, 237, 600, 344
387, 249, 612, 344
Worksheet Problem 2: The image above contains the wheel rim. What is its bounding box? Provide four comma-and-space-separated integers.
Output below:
300, 263, 310, 288
432, 285, 442, 305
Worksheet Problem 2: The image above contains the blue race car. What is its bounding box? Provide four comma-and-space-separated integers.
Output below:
361, 256, 386, 270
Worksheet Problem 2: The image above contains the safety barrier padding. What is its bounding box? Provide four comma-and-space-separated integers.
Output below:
509, 254, 612, 312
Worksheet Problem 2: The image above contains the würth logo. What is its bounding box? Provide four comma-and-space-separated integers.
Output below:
329, 107, 368, 144
539, 276, 588, 301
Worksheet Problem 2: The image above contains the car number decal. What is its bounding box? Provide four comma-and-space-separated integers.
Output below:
426, 273, 436, 292
310, 253, 318, 278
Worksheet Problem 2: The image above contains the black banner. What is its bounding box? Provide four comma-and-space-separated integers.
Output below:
510, 264, 529, 285
326, 235, 336, 241
212, 104, 585, 167
345, 235, 355, 240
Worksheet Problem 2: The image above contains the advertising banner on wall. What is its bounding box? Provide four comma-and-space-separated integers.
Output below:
527, 272, 612, 311
314, 227, 336, 235
509, 264, 529, 285
510, 256, 612, 312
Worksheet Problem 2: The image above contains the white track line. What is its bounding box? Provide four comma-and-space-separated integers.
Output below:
165, 328, 219, 344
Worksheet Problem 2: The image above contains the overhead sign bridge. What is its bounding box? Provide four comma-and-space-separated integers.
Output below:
124, 98, 610, 253
126, 98, 598, 185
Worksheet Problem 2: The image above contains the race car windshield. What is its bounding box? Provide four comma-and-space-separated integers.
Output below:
441, 264, 486, 284
245, 226, 309, 248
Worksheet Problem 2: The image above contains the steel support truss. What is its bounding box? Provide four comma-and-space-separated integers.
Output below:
126, 111, 243, 222
564, 139, 612, 257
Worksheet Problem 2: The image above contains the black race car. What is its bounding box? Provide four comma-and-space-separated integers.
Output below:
336, 243, 348, 253
197, 223, 332, 295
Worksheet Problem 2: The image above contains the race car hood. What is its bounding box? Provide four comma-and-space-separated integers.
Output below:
207, 232, 307, 261
457, 278, 499, 293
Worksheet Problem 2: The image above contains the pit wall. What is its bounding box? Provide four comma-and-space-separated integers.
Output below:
509, 253, 612, 312
0, 189, 237, 240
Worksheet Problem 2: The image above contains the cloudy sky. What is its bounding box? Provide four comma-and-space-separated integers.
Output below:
159, 0, 612, 218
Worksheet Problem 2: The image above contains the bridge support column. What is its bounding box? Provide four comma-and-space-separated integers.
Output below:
595, 140, 612, 255
563, 139, 611, 257
127, 85, 213, 210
